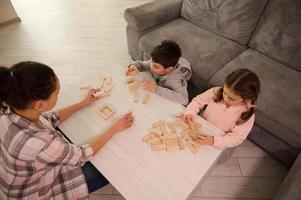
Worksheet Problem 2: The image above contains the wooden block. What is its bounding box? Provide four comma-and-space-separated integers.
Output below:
128, 81, 139, 91
160, 134, 177, 140
96, 104, 116, 120
79, 83, 91, 90
177, 137, 185, 150
180, 131, 191, 141
93, 91, 110, 98
148, 137, 161, 145
189, 121, 197, 131
186, 141, 197, 153
104, 75, 112, 85
166, 143, 180, 152
167, 122, 176, 133
175, 118, 190, 129
151, 143, 166, 151
142, 133, 156, 142
147, 127, 162, 136
153, 120, 165, 127
126, 76, 136, 84
95, 80, 104, 90
132, 93, 139, 103
104, 84, 113, 93
143, 94, 150, 104
162, 138, 178, 145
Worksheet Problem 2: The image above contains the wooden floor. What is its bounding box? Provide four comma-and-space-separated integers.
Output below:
0, 0, 288, 199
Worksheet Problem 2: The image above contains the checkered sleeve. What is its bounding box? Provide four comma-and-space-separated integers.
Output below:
35, 136, 94, 170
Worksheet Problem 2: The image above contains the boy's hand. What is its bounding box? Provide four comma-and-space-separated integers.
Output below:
125, 65, 139, 76
110, 113, 134, 133
78, 88, 101, 107
141, 79, 157, 93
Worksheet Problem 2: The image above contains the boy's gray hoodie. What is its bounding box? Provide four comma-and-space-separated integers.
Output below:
132, 57, 192, 105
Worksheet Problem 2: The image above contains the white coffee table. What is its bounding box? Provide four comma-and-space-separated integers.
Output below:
56, 71, 225, 200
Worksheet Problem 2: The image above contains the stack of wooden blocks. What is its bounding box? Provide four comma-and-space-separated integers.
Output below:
143, 118, 207, 153
125, 71, 150, 104
79, 74, 113, 97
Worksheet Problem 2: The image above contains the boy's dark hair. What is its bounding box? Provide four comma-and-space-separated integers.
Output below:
151, 40, 182, 68
0, 61, 57, 115
214, 68, 260, 124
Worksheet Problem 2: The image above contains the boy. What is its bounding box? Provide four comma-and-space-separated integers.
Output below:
125, 40, 192, 105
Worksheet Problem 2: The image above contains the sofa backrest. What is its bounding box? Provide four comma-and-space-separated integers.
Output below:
249, 0, 301, 72
180, 0, 267, 45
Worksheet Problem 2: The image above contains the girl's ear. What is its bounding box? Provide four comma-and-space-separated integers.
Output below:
31, 100, 45, 112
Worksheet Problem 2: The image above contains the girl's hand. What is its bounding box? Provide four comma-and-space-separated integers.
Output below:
141, 79, 157, 93
110, 113, 134, 134
79, 88, 101, 107
195, 134, 214, 146
125, 65, 139, 76
181, 114, 194, 122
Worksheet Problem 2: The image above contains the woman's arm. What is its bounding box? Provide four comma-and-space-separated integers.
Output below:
58, 89, 100, 122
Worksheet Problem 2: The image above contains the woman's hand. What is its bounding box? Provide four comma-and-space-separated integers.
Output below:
110, 113, 134, 134
78, 88, 101, 107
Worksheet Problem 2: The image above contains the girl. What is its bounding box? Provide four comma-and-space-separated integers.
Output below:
183, 68, 260, 148
0, 61, 134, 199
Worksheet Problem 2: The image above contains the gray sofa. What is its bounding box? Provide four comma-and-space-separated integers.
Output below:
124, 0, 301, 199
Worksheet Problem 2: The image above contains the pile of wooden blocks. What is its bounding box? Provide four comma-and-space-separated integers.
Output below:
79, 74, 113, 97
125, 71, 150, 104
143, 118, 207, 153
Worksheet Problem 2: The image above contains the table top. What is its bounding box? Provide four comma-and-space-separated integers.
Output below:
56, 71, 225, 200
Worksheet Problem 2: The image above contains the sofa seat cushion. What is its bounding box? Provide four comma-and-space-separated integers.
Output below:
139, 18, 245, 88
209, 49, 301, 149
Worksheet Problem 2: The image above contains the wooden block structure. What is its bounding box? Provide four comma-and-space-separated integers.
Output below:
143, 94, 150, 104
97, 104, 116, 120
142, 118, 208, 153
92, 74, 114, 98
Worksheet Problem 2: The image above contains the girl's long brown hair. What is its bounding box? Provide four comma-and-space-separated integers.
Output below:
214, 68, 260, 124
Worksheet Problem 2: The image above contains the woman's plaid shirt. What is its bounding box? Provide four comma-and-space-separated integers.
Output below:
0, 111, 93, 199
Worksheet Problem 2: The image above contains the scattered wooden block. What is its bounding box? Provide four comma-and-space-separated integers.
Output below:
103, 84, 113, 93
186, 141, 197, 153
104, 75, 112, 85
178, 137, 185, 150
162, 138, 178, 145
153, 120, 165, 127
148, 137, 161, 145
80, 83, 91, 90
96, 104, 115, 120
142, 133, 155, 142
151, 143, 166, 151
127, 81, 140, 91
143, 94, 150, 104
167, 122, 176, 133
132, 92, 139, 103
166, 143, 180, 152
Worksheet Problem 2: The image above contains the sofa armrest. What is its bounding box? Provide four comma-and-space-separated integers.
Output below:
124, 0, 183, 31
274, 153, 301, 200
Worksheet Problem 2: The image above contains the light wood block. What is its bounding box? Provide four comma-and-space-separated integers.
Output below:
143, 94, 150, 104
96, 104, 115, 120
151, 143, 166, 151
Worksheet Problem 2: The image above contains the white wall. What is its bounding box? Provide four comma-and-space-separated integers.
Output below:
0, 0, 19, 24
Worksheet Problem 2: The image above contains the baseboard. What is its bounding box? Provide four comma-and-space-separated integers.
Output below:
0, 17, 21, 28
